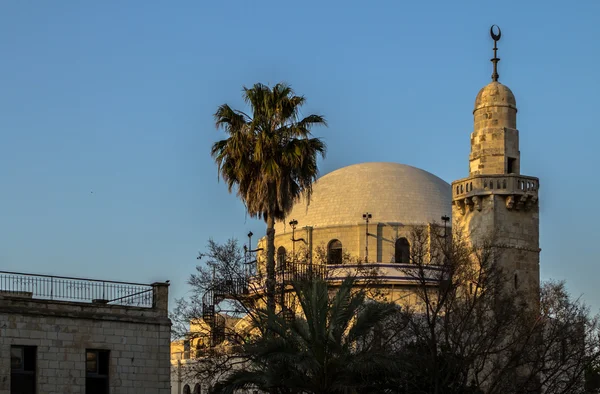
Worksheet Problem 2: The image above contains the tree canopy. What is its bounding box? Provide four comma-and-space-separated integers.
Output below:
211, 82, 326, 313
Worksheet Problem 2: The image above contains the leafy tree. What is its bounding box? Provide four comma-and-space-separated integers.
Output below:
211, 277, 401, 394
174, 232, 600, 394
395, 225, 600, 394
211, 83, 326, 314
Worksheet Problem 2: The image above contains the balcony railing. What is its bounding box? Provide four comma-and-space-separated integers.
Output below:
0, 271, 154, 308
452, 174, 539, 199
278, 261, 327, 283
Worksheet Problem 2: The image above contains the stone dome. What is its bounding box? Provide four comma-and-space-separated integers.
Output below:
275, 162, 451, 232
474, 81, 517, 112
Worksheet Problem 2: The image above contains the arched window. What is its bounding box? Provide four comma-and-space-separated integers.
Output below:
277, 246, 286, 270
327, 240, 343, 265
395, 238, 410, 264
514, 273, 518, 289
183, 384, 191, 394
193, 383, 201, 394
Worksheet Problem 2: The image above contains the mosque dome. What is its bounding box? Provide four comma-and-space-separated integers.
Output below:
275, 162, 451, 232
474, 81, 517, 112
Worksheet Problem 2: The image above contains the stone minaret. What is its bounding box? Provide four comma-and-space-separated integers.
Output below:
451, 27, 540, 300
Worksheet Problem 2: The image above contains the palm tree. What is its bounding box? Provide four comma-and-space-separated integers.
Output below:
212, 83, 326, 313
211, 277, 401, 394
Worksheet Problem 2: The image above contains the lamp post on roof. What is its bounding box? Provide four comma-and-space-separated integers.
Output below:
362, 213, 372, 263
441, 215, 450, 264
441, 215, 450, 238
245, 231, 263, 277
289, 219, 307, 263
289, 219, 298, 260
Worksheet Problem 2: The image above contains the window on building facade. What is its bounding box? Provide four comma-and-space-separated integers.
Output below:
277, 246, 286, 270
86, 349, 109, 394
11, 345, 36, 394
183, 340, 190, 359
193, 383, 201, 394
507, 157, 516, 174
395, 238, 410, 263
183, 384, 191, 394
327, 240, 343, 265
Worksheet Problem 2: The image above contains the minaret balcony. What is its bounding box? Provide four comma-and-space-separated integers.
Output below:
451, 174, 539, 214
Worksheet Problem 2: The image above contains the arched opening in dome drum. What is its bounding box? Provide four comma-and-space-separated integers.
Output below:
183, 384, 191, 394
327, 240, 343, 265
194, 383, 201, 394
395, 238, 410, 264
277, 246, 286, 270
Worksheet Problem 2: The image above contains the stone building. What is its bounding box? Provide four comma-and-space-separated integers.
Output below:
0, 271, 171, 394
172, 28, 541, 393
258, 162, 454, 307
451, 80, 540, 301
272, 161, 451, 267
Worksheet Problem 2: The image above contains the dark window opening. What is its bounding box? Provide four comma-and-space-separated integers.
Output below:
194, 383, 201, 394
327, 240, 343, 265
507, 157, 516, 174
11, 346, 36, 394
514, 273, 518, 290
183, 340, 190, 359
395, 238, 410, 264
183, 385, 191, 394
86, 349, 109, 394
277, 246, 286, 270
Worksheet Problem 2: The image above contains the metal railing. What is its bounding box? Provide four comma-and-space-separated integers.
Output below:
278, 261, 327, 283
0, 271, 154, 308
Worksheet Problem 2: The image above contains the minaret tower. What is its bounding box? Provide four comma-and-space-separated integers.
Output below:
451, 26, 540, 298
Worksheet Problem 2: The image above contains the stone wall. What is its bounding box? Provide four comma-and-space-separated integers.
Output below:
0, 283, 171, 394
267, 223, 420, 265
452, 190, 540, 299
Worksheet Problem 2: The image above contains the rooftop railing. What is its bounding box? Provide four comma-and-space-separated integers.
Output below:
0, 271, 155, 308
452, 174, 539, 198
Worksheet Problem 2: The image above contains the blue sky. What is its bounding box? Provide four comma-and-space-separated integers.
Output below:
1, 1, 598, 310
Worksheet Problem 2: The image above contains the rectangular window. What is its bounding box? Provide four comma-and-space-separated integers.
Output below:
86, 349, 109, 394
183, 340, 190, 359
11, 345, 36, 394
507, 157, 516, 174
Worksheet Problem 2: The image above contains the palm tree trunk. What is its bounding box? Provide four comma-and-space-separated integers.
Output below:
266, 214, 276, 315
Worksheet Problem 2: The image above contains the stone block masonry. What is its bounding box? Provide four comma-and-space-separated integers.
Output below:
0, 280, 171, 394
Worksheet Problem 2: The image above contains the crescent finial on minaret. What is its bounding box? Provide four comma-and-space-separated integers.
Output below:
490, 25, 501, 82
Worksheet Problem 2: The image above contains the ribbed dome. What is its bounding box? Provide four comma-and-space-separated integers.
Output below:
474, 81, 517, 112
275, 162, 451, 232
